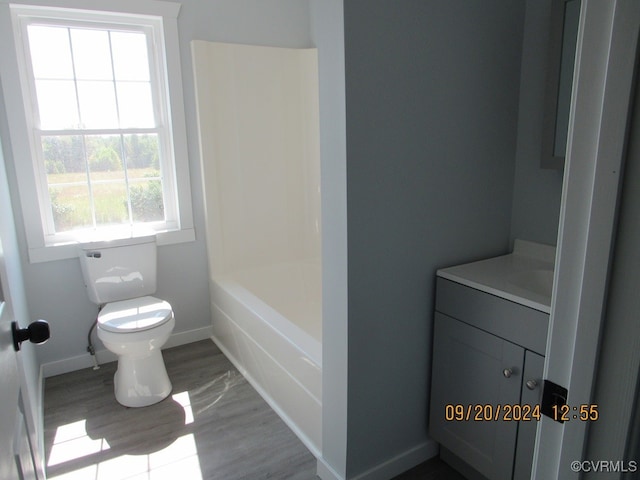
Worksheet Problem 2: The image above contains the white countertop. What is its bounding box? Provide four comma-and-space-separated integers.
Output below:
437, 240, 556, 314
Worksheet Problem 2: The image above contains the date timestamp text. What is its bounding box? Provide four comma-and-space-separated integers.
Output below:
445, 404, 541, 422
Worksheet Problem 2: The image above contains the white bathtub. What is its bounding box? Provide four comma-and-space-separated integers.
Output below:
210, 261, 322, 456
194, 41, 322, 457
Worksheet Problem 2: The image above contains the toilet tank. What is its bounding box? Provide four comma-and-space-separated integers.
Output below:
79, 235, 158, 304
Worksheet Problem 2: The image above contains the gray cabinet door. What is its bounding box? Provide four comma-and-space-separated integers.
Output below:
430, 313, 524, 480
513, 350, 544, 480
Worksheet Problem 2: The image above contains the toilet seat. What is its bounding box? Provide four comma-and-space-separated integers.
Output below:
98, 296, 173, 333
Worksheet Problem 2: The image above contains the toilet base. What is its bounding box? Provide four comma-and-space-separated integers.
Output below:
113, 349, 172, 407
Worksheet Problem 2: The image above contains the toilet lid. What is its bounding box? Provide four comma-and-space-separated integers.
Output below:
98, 296, 173, 333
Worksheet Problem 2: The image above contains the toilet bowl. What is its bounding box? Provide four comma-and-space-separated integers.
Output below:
97, 296, 175, 407
78, 236, 175, 408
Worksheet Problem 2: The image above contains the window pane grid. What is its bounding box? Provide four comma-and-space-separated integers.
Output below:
28, 24, 155, 131
27, 19, 165, 235
42, 132, 165, 233
7, 3, 192, 256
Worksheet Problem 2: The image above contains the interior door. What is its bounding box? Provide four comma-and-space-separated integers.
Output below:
0, 283, 21, 478
0, 241, 37, 480
532, 1, 640, 478
0, 138, 42, 478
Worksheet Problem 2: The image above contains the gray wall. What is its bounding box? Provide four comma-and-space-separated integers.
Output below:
0, 0, 314, 369
343, 0, 524, 476
510, 0, 564, 246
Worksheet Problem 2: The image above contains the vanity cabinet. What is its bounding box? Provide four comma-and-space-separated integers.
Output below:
429, 278, 548, 480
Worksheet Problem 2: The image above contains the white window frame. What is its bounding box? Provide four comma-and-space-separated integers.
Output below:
0, 0, 194, 263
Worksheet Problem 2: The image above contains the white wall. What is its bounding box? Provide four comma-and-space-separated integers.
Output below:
309, 0, 348, 477
0, 0, 314, 374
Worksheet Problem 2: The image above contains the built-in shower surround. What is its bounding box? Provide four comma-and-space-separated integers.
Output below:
192, 41, 322, 455
193, 41, 321, 273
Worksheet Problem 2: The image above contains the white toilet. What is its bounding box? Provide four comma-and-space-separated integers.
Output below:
79, 236, 175, 407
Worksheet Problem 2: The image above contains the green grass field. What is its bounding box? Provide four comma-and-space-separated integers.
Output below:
48, 168, 163, 231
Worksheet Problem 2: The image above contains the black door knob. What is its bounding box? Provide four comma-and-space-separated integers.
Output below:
12, 320, 50, 351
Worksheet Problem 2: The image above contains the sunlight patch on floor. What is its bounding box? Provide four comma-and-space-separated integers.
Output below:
48, 432, 202, 480
48, 392, 202, 480
48, 420, 109, 467
171, 391, 194, 425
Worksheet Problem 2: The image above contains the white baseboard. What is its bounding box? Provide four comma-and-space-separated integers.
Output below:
353, 440, 438, 480
316, 457, 344, 480
41, 325, 213, 378
317, 440, 438, 480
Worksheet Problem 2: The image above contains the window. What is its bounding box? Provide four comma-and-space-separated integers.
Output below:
1, 1, 194, 262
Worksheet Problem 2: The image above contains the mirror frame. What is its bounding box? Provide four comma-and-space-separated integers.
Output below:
541, 0, 580, 170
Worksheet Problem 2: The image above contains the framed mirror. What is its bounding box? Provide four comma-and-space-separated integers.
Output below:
541, 0, 581, 169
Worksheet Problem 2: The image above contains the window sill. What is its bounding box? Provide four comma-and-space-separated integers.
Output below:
27, 227, 195, 263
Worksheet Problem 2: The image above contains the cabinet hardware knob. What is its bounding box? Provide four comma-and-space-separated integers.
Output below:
526, 380, 538, 390
503, 368, 513, 378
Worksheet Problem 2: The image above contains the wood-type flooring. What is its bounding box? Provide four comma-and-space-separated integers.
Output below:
44, 339, 463, 479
